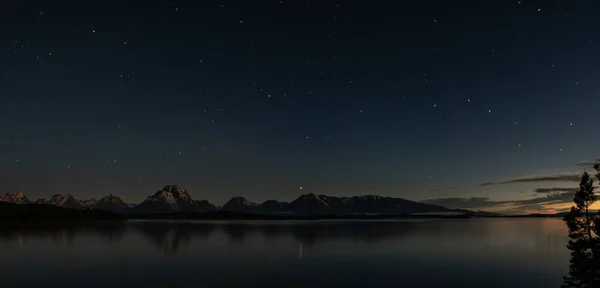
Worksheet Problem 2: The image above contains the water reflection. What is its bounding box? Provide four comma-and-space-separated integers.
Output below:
0, 219, 568, 253
0, 222, 127, 247
0, 219, 571, 288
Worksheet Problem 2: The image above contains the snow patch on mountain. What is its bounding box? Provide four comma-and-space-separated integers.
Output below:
79, 198, 98, 208
37, 194, 83, 209
134, 185, 214, 213
0, 191, 30, 204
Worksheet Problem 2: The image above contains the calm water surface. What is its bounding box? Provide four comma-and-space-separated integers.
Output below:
0, 219, 569, 288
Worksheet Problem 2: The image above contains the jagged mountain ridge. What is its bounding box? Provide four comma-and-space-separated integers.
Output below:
234, 193, 465, 215
36, 194, 83, 210
1, 187, 494, 216
133, 185, 216, 214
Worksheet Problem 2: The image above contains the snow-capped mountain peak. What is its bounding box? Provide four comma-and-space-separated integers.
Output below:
100, 194, 125, 203
133, 185, 214, 213
145, 185, 193, 206
0, 190, 31, 204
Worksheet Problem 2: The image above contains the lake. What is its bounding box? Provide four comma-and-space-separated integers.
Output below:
0, 218, 569, 288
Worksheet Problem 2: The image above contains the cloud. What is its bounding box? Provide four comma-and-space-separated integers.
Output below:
576, 159, 600, 168
534, 187, 578, 193
504, 175, 582, 183
479, 173, 582, 187
511, 191, 574, 205
424, 191, 575, 211
498, 204, 565, 214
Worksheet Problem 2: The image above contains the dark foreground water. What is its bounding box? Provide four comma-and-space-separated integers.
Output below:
0, 218, 569, 288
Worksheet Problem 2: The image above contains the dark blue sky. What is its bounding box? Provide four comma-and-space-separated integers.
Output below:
1, 0, 599, 212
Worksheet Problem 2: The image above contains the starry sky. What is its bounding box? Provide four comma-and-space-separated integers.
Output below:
2, 0, 600, 213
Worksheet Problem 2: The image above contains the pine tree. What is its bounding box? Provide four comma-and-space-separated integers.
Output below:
563, 166, 600, 287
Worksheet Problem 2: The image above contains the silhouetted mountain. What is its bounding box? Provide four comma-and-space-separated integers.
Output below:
222, 197, 258, 212
0, 202, 124, 222
257, 200, 289, 213
92, 195, 131, 214
288, 193, 330, 214
286, 194, 457, 215
0, 187, 500, 217
194, 200, 218, 212
133, 185, 216, 213
36, 194, 84, 210
0, 191, 31, 204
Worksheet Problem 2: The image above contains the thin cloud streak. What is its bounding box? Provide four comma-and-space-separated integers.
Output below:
478, 174, 581, 187
534, 187, 578, 193
575, 159, 600, 168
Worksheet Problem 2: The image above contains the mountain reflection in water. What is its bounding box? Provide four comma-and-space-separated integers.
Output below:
0, 219, 569, 288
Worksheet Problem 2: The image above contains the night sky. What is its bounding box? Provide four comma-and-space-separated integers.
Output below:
2, 0, 600, 213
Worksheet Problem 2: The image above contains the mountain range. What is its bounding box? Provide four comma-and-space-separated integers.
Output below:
0, 185, 497, 216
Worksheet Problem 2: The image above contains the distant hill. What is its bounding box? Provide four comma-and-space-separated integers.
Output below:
0, 202, 125, 222
92, 195, 131, 214
222, 197, 258, 212
257, 200, 289, 213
